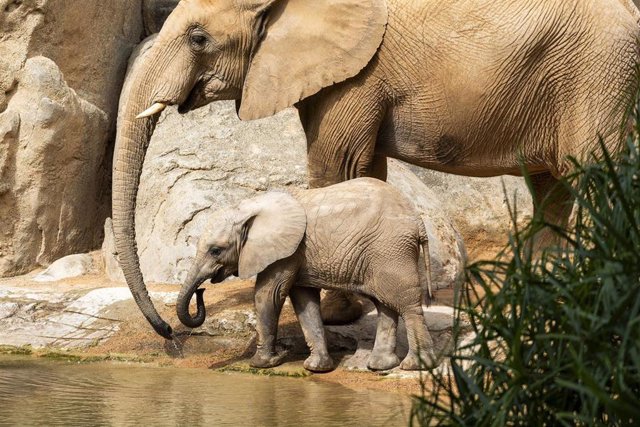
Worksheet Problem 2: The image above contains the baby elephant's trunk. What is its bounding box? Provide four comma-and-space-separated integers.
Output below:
176, 278, 207, 328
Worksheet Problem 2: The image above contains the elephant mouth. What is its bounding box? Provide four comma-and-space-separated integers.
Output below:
209, 267, 229, 284
178, 81, 205, 114
178, 73, 230, 114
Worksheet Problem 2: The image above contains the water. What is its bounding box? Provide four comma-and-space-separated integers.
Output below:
0, 357, 411, 426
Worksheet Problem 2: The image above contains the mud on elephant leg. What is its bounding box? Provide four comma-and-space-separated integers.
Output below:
368, 300, 401, 371
290, 286, 334, 372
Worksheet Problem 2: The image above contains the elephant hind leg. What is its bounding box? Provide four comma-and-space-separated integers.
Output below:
399, 306, 437, 371
529, 171, 574, 250
368, 299, 400, 371
290, 286, 334, 373
373, 267, 436, 370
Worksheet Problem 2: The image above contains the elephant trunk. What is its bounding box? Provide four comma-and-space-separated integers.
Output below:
112, 46, 172, 340
176, 261, 208, 328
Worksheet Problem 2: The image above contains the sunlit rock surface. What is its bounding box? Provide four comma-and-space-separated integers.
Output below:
0, 0, 144, 277
33, 254, 94, 283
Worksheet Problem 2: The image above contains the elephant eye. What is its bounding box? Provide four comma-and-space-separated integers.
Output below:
190, 33, 208, 50
209, 247, 223, 256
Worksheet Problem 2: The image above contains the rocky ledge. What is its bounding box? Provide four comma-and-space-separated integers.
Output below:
0, 263, 461, 393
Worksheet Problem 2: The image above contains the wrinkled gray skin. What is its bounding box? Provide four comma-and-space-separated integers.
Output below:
176, 178, 436, 372
113, 0, 640, 339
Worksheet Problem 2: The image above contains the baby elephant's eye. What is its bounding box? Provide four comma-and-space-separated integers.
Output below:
209, 247, 222, 256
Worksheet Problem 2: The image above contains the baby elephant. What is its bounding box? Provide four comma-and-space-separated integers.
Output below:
176, 178, 437, 372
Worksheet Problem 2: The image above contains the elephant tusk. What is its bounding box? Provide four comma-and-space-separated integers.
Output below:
136, 102, 167, 119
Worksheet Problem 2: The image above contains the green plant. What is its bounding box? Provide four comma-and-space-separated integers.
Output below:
412, 112, 640, 425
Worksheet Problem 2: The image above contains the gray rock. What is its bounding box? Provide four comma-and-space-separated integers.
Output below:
0, 302, 19, 321
0, 285, 177, 349
143, 0, 180, 36
0, 57, 109, 276
102, 218, 126, 283
132, 101, 309, 284
195, 309, 258, 337
34, 254, 94, 282
410, 167, 533, 260
0, 0, 144, 277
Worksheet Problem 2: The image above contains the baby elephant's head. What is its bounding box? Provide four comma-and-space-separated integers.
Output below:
176, 192, 307, 328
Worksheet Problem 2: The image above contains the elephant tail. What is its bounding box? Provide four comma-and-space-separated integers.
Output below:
418, 217, 433, 303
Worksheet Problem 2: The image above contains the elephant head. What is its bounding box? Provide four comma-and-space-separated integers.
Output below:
112, 0, 387, 338
176, 192, 307, 328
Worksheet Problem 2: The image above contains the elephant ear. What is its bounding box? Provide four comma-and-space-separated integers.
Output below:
237, 192, 307, 279
238, 0, 388, 120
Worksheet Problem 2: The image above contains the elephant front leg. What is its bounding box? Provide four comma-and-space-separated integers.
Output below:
289, 286, 334, 372
368, 300, 400, 371
299, 83, 387, 188
300, 90, 388, 325
250, 271, 295, 369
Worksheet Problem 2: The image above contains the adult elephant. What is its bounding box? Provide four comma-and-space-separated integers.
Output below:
113, 0, 640, 339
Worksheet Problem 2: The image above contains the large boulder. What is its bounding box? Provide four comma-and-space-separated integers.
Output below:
33, 253, 94, 283
409, 168, 532, 260
0, 57, 109, 276
0, 1, 144, 276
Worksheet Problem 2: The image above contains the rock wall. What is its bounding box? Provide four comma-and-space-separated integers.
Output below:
0, 0, 144, 276
133, 102, 311, 284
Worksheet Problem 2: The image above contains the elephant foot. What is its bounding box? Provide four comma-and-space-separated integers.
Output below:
400, 350, 437, 371
320, 291, 363, 325
367, 351, 400, 371
250, 349, 287, 369
303, 352, 334, 373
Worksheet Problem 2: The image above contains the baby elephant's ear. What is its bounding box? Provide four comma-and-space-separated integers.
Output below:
237, 192, 307, 279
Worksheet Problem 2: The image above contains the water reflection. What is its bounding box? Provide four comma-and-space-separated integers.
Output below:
0, 358, 410, 426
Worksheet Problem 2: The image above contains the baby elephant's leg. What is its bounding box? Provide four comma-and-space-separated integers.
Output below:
290, 286, 334, 372
251, 276, 290, 369
400, 305, 437, 370
374, 267, 437, 370
368, 300, 401, 371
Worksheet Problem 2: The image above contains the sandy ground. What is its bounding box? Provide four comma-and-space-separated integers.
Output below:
0, 269, 462, 396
